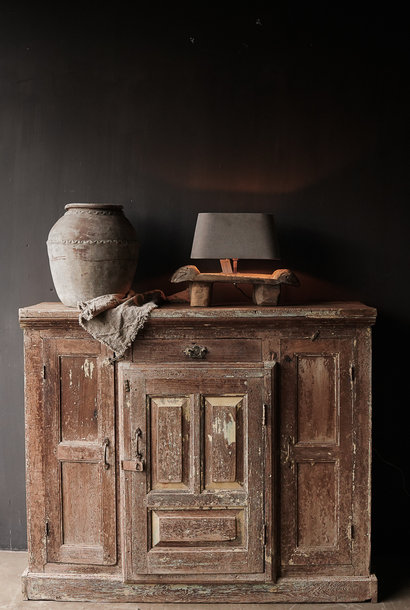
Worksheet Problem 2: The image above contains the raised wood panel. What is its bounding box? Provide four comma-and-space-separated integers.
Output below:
151, 509, 240, 546
151, 397, 190, 490
60, 355, 98, 442
204, 396, 244, 490
61, 462, 101, 545
297, 461, 337, 548
296, 354, 338, 444
43, 337, 116, 566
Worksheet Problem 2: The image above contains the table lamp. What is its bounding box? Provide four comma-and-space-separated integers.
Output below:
171, 213, 299, 307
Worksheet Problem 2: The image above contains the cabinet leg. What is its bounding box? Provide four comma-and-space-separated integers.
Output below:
370, 577, 378, 603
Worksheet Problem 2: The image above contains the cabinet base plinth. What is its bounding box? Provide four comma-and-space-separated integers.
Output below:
22, 571, 378, 603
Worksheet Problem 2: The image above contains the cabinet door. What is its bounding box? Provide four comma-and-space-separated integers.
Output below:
119, 364, 270, 581
280, 338, 354, 571
43, 337, 116, 565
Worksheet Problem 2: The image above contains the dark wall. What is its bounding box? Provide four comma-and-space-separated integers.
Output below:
1, 4, 409, 555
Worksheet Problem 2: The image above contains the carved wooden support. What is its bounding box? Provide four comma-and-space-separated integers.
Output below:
252, 284, 280, 306
190, 282, 212, 307
171, 265, 299, 307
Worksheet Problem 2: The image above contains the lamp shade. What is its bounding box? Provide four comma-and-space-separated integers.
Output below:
190, 213, 280, 260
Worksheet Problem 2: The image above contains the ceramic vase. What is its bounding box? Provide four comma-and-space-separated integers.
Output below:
47, 203, 139, 307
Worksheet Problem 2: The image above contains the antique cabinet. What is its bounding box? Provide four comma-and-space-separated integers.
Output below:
19, 301, 377, 603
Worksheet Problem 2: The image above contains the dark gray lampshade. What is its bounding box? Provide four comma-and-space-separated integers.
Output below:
190, 213, 280, 260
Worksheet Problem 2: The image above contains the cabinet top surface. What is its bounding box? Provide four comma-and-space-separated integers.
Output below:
19, 301, 377, 326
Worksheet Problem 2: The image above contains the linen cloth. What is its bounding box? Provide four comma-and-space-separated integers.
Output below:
78, 290, 164, 358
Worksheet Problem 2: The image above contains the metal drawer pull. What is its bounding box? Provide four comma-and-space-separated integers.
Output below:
103, 438, 110, 470
184, 344, 208, 359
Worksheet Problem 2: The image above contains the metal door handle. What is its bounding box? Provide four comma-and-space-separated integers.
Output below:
103, 438, 110, 470
134, 428, 144, 471
135, 428, 143, 460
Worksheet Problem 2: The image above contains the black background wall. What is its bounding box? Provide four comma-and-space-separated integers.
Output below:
1, 3, 409, 560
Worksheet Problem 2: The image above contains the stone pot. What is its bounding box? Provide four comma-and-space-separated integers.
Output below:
47, 203, 139, 307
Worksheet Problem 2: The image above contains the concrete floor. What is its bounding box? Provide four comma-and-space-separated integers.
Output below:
1, 552, 409, 609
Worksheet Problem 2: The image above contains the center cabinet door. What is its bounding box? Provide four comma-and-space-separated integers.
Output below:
118, 364, 272, 582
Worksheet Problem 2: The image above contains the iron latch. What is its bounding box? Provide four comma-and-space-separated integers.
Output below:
121, 427, 145, 471
121, 459, 144, 472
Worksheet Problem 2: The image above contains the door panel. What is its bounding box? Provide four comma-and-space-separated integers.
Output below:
43, 338, 116, 566
280, 338, 353, 570
204, 396, 244, 490
119, 364, 270, 581
151, 397, 191, 490
296, 461, 337, 547
296, 353, 338, 444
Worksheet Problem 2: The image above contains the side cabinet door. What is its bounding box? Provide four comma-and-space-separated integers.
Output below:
119, 364, 270, 582
280, 338, 354, 571
43, 338, 116, 565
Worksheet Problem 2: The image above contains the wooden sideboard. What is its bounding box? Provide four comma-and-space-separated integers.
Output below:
19, 302, 377, 603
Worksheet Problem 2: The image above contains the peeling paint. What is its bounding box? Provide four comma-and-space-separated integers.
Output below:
82, 358, 95, 379
213, 412, 236, 445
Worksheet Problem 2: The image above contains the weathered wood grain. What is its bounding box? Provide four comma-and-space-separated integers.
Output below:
19, 301, 377, 325
252, 283, 280, 305
119, 364, 267, 578
22, 570, 378, 603
23, 330, 47, 572
171, 266, 298, 306
20, 302, 377, 602
42, 337, 116, 566
280, 337, 354, 571
190, 282, 212, 307
132, 337, 261, 362
352, 327, 373, 576
171, 266, 299, 286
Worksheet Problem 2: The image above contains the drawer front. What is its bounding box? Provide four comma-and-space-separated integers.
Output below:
132, 338, 261, 362
151, 509, 243, 546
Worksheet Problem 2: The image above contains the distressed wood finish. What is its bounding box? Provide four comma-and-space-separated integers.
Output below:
280, 338, 354, 571
23, 330, 47, 572
43, 337, 116, 566
131, 337, 261, 362
119, 364, 268, 579
22, 571, 378, 603
20, 302, 377, 603
171, 265, 299, 307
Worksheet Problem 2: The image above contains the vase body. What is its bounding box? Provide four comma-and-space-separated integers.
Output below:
47, 204, 139, 307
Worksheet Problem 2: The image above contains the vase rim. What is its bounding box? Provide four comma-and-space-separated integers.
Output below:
65, 203, 123, 211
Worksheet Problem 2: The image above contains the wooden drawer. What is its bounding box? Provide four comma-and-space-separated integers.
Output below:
132, 338, 261, 362
151, 509, 244, 547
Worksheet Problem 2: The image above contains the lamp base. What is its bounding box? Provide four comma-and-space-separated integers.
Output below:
171, 266, 299, 307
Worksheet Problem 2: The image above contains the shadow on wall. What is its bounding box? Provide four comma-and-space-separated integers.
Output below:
127, 148, 410, 559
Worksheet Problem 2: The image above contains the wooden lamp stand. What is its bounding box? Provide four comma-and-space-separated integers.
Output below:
171, 261, 299, 307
